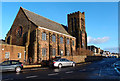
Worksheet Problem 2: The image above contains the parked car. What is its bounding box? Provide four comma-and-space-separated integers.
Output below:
49, 58, 76, 68
0, 60, 23, 73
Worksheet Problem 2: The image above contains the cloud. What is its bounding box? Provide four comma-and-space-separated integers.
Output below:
87, 36, 110, 44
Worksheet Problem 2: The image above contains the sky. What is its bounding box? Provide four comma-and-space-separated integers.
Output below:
1, 2, 118, 53
1, 0, 120, 2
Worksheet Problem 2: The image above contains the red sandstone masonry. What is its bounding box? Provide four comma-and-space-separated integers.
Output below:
0, 44, 25, 63
36, 28, 76, 63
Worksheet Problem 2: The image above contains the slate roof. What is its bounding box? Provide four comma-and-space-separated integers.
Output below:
21, 7, 71, 36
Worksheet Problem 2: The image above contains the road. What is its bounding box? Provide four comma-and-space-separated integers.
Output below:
1, 58, 120, 81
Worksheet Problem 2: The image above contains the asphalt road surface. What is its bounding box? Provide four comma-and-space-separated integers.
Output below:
1, 58, 120, 81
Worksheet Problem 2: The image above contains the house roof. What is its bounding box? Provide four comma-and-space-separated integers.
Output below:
21, 7, 71, 36
0, 39, 7, 44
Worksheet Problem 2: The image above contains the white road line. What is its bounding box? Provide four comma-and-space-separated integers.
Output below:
100, 61, 105, 64
4, 78, 13, 81
65, 71, 73, 73
22, 72, 28, 73
26, 75, 37, 78
99, 69, 102, 76
23, 68, 48, 71
48, 73, 58, 76
79, 69, 86, 71
31, 69, 39, 70
3, 79, 9, 81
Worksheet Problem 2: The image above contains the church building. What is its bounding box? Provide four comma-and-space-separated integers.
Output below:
1, 7, 88, 64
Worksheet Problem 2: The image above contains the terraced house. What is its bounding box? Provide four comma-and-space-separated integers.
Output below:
1, 7, 91, 64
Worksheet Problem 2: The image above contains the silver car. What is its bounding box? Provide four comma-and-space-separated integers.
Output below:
50, 58, 76, 68
0, 60, 23, 73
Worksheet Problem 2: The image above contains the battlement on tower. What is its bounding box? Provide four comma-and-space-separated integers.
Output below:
67, 11, 85, 16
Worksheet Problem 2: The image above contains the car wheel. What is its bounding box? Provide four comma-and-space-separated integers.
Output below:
72, 63, 75, 67
58, 64, 62, 68
15, 67, 21, 73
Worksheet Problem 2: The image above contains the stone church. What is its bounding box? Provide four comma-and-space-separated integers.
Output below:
1, 7, 90, 64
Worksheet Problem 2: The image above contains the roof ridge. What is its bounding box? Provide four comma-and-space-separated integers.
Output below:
20, 7, 72, 36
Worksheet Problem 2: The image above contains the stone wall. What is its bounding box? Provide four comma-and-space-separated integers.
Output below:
62, 55, 104, 63
62, 55, 87, 63
85, 56, 104, 62
76, 48, 94, 56
0, 44, 25, 63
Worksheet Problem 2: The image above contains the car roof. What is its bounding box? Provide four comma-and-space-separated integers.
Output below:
54, 58, 67, 60
59, 58, 67, 60
3, 60, 19, 62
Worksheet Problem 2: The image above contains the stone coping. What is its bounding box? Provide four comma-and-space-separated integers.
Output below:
23, 64, 41, 68
0, 44, 25, 48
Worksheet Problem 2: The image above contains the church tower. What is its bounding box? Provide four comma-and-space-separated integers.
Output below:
68, 11, 87, 49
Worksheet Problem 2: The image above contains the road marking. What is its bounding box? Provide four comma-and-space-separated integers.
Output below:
22, 72, 28, 73
31, 68, 40, 71
26, 75, 37, 78
77, 62, 91, 65
65, 71, 73, 73
3, 79, 9, 81
100, 61, 105, 64
22, 68, 48, 72
48, 73, 58, 76
99, 69, 102, 76
79, 69, 86, 71
4, 78, 13, 81
54, 69, 60, 72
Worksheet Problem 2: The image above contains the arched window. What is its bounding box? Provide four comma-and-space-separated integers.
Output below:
74, 17, 77, 31
81, 18, 84, 25
42, 32, 46, 40
73, 41, 74, 46
17, 26, 23, 37
81, 18, 84, 30
66, 48, 69, 56
59, 49, 63, 56
42, 48, 46, 56
67, 38, 69, 45
52, 35, 56, 42
60, 37, 63, 44
52, 48, 56, 56
82, 41, 84, 48
20, 26, 23, 37
71, 18, 73, 33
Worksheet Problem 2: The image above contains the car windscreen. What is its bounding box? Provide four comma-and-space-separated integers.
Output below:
54, 59, 60, 61
1, 61, 11, 65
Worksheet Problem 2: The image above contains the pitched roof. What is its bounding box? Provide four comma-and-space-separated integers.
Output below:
21, 7, 71, 36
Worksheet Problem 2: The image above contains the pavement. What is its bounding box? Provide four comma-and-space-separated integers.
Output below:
23, 64, 41, 69
76, 62, 91, 65
23, 62, 91, 69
